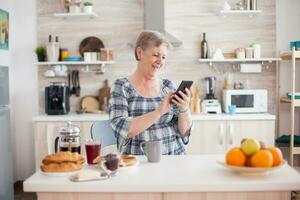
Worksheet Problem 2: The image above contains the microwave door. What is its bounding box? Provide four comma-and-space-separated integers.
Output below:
231, 95, 254, 113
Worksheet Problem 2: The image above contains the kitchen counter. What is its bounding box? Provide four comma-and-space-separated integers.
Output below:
24, 155, 299, 200
33, 113, 275, 122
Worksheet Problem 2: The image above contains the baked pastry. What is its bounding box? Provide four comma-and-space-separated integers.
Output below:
120, 154, 138, 167
40, 152, 85, 173
42, 152, 84, 164
41, 162, 82, 173
92, 154, 137, 167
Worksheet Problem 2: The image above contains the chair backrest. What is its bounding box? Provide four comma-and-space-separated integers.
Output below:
90, 120, 116, 148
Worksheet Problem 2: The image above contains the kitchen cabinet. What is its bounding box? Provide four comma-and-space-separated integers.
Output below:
186, 119, 275, 154
33, 114, 275, 169
34, 121, 93, 170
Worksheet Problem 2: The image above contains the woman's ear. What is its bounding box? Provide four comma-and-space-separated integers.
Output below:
135, 47, 142, 61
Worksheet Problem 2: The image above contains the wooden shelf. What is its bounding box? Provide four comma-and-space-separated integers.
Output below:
280, 51, 300, 60
219, 10, 262, 17
280, 96, 300, 107
53, 12, 98, 19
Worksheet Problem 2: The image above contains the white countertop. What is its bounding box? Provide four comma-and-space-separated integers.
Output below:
33, 113, 275, 122
24, 155, 299, 193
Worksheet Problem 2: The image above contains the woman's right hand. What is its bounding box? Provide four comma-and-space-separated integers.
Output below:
157, 92, 173, 116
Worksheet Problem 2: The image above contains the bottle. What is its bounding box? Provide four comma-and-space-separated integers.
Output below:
48, 34, 52, 43
201, 32, 208, 59
46, 34, 60, 62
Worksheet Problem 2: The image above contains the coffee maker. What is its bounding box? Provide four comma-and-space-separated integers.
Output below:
201, 77, 222, 114
54, 122, 81, 153
45, 82, 70, 115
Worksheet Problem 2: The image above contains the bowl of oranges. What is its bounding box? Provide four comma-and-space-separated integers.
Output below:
218, 138, 285, 175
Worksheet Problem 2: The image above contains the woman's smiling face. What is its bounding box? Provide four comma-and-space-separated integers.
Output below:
138, 44, 168, 78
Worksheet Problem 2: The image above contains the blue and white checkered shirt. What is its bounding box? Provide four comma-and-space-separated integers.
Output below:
109, 78, 187, 155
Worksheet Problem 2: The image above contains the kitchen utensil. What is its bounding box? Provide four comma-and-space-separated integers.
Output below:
68, 71, 71, 90
80, 96, 100, 112
99, 80, 110, 111
204, 77, 216, 100
79, 36, 104, 57
54, 122, 81, 153
75, 70, 80, 97
201, 77, 222, 114
71, 71, 77, 95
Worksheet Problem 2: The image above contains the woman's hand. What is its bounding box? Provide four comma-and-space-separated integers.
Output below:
172, 88, 191, 112
157, 92, 173, 116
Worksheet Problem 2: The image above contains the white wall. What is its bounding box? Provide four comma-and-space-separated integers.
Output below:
10, 0, 38, 181
276, 0, 300, 135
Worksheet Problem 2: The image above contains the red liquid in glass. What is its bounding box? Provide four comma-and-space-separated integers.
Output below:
85, 143, 101, 164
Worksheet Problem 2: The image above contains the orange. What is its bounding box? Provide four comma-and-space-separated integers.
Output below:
250, 150, 273, 168
267, 147, 283, 167
226, 147, 247, 166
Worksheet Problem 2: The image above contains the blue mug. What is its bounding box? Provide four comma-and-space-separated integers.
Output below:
228, 105, 236, 115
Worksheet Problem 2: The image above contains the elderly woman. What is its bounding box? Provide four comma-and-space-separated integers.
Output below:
109, 30, 193, 155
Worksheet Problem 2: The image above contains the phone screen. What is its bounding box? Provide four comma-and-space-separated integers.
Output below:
173, 80, 193, 99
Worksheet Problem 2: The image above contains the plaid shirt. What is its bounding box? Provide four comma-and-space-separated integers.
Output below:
109, 78, 187, 155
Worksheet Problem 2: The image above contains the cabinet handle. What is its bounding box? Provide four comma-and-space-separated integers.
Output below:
219, 124, 224, 145
229, 124, 233, 145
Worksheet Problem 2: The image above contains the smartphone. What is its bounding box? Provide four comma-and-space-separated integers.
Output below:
173, 80, 194, 99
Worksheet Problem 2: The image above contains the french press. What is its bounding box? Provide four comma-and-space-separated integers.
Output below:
54, 122, 81, 153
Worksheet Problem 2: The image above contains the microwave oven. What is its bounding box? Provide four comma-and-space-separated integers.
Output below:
222, 89, 268, 113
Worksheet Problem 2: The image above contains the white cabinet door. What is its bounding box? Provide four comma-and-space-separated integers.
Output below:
187, 120, 275, 155
226, 120, 275, 151
186, 121, 226, 154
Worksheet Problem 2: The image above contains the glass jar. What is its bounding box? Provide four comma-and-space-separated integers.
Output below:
60, 48, 69, 61
100, 48, 114, 61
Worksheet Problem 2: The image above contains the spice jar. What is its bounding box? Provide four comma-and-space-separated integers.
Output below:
60, 48, 69, 61
100, 48, 114, 61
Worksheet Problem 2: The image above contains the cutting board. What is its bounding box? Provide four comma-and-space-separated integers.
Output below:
80, 96, 100, 113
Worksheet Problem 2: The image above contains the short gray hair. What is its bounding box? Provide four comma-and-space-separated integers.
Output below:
134, 30, 170, 61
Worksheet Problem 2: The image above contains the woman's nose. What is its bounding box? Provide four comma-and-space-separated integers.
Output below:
156, 56, 162, 64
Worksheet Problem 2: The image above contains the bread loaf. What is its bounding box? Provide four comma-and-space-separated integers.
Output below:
41, 162, 82, 173
42, 152, 84, 164
40, 152, 85, 173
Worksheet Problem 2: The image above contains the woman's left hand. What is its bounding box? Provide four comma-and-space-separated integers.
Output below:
171, 88, 191, 112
